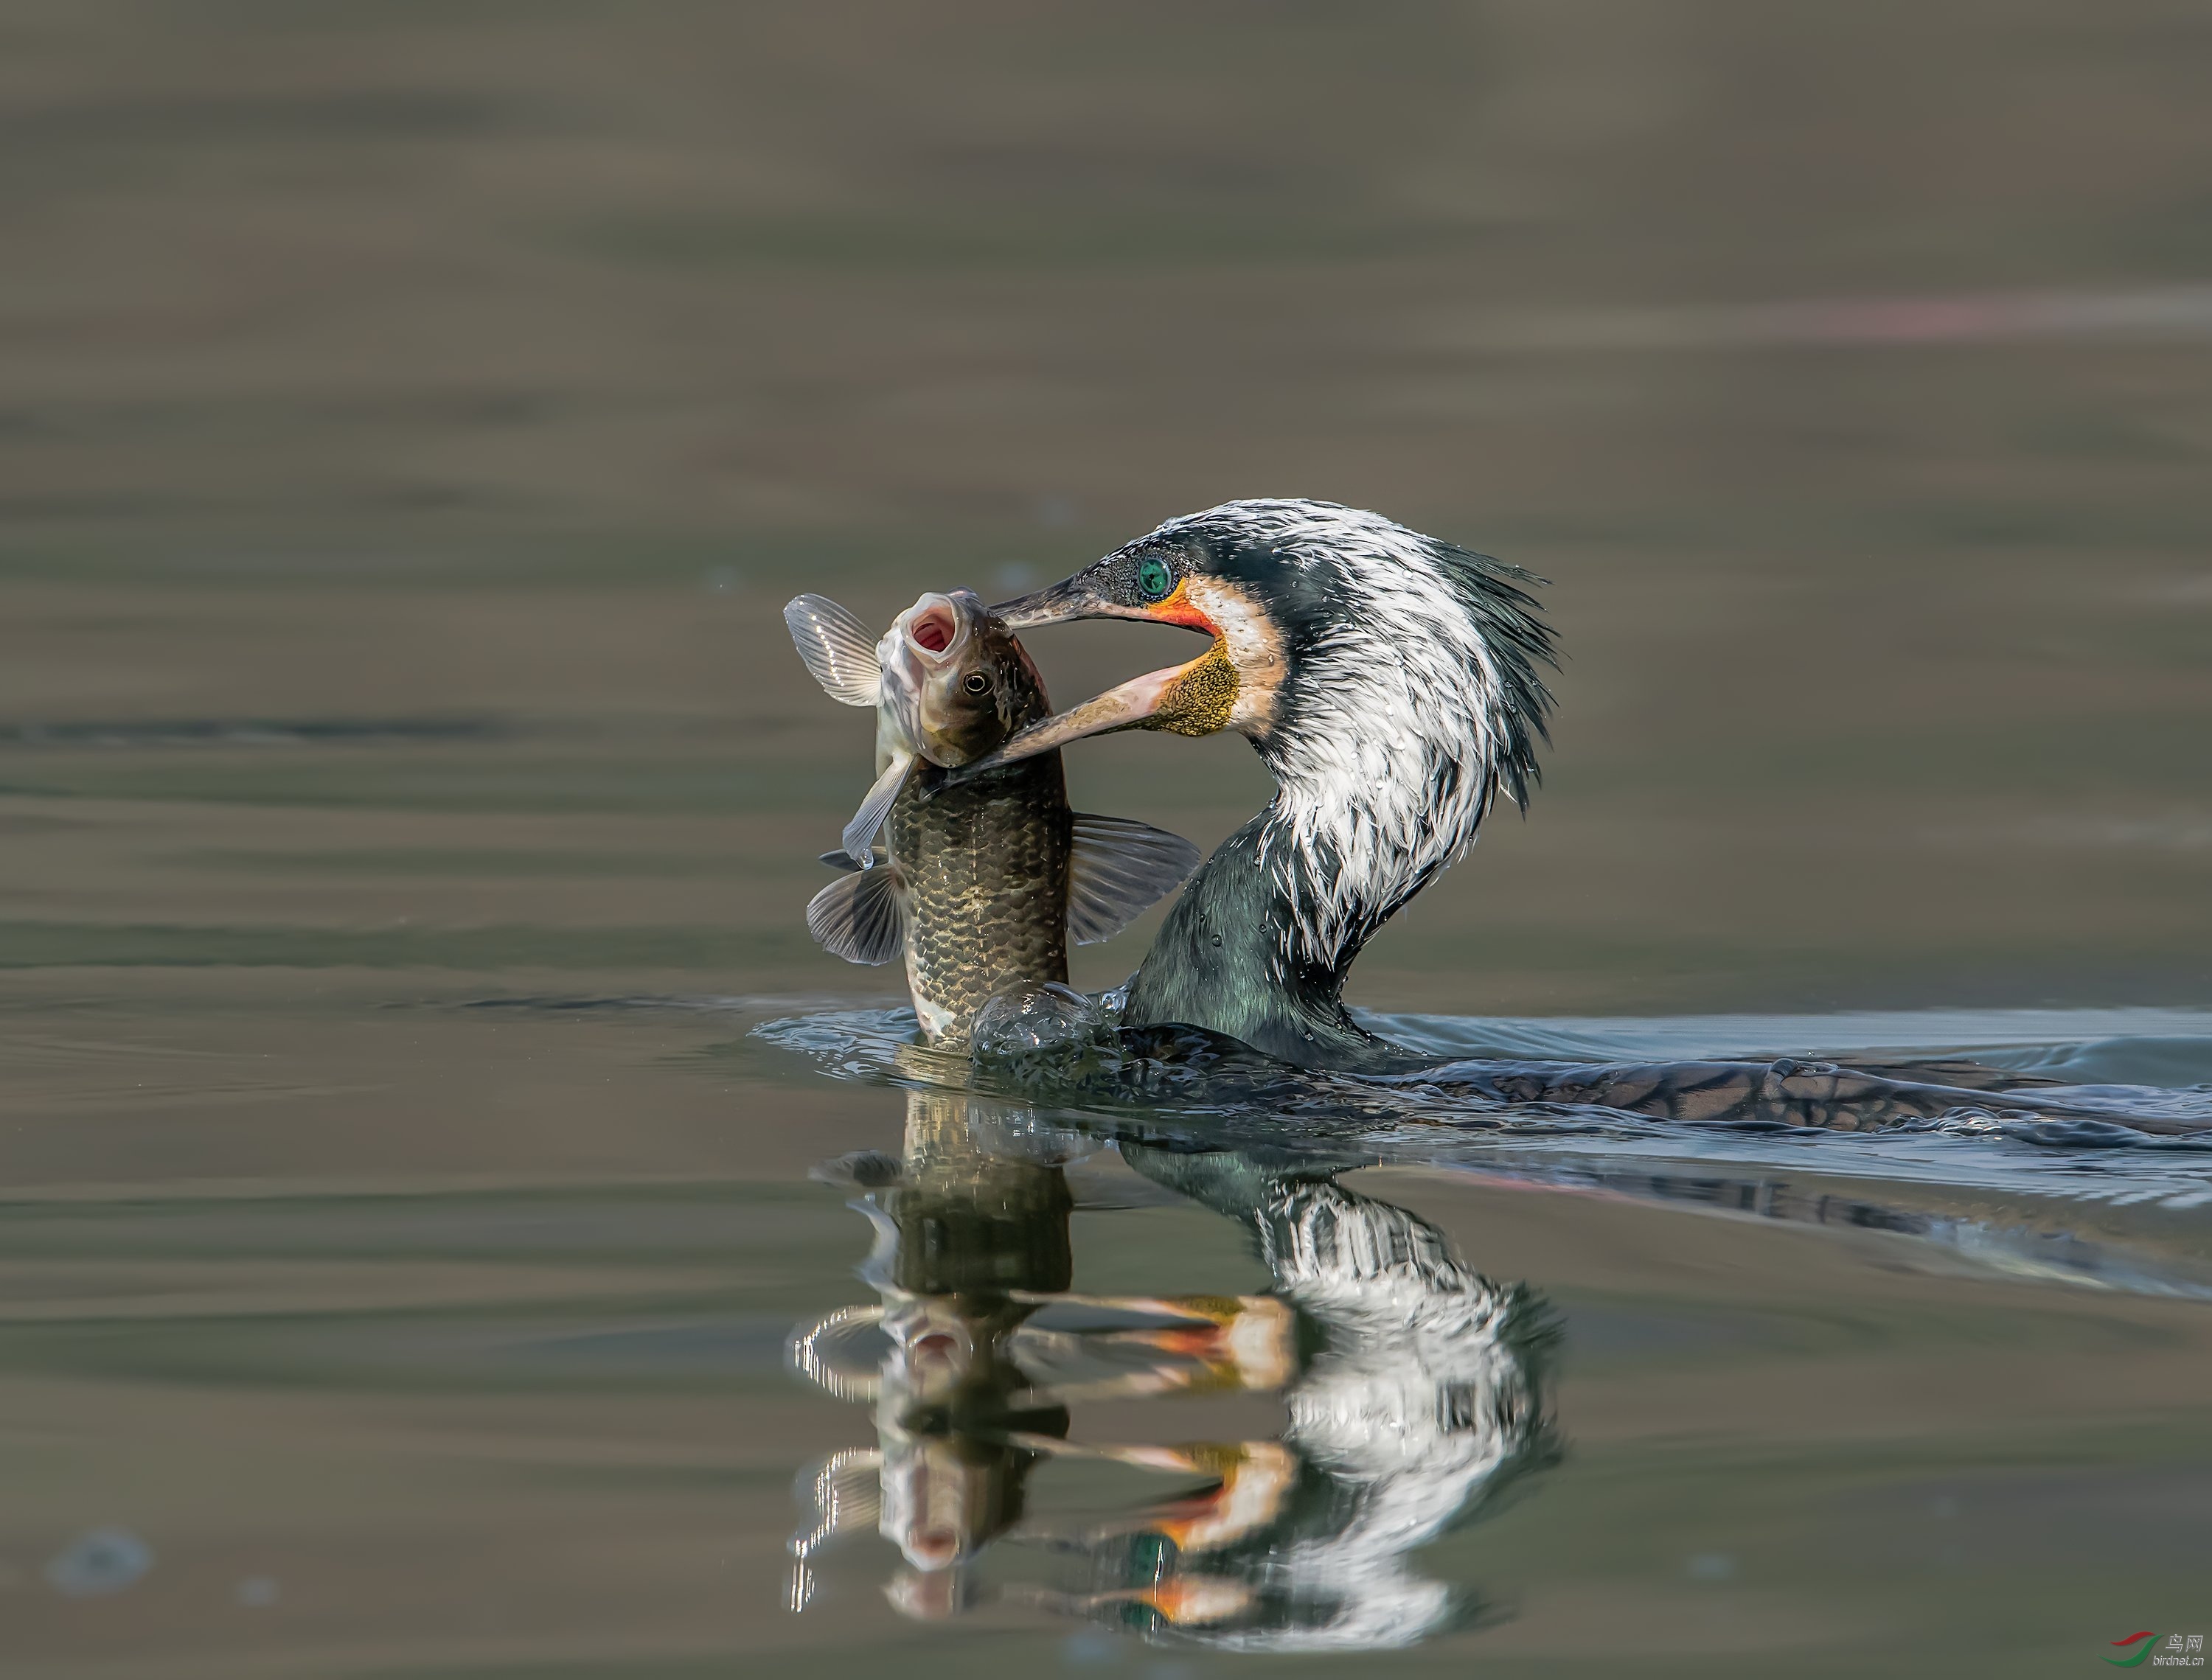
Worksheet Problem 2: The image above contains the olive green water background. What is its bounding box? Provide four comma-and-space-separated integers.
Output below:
4, 4, 2211, 1675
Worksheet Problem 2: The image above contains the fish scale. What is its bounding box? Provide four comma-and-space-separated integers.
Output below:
892, 753, 1072, 1040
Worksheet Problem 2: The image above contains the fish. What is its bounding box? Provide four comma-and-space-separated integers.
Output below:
784, 588, 1201, 1044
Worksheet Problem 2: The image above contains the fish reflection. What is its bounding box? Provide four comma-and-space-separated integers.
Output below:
786, 1094, 1559, 1650
786, 1090, 1074, 1611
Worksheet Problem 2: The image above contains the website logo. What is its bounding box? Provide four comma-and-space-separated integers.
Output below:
2108, 1634, 2205, 1669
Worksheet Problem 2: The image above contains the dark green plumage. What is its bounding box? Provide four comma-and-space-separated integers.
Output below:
1124, 814, 1391, 1067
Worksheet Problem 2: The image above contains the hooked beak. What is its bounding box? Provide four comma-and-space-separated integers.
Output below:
990, 575, 1097, 631
990, 574, 1191, 631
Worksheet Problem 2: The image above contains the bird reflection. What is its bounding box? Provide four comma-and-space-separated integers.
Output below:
787, 1092, 1559, 1651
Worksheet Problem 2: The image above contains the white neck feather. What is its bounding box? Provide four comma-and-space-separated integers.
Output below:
1217, 506, 1509, 977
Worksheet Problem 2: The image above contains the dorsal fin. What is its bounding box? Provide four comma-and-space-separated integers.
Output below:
785, 595, 883, 707
1067, 813, 1203, 944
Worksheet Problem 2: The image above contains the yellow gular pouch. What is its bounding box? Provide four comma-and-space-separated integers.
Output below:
1147, 640, 1240, 737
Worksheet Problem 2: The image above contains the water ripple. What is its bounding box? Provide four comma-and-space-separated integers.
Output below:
748, 1000, 2212, 1231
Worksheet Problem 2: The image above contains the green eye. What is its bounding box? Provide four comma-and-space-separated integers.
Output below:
1135, 556, 1174, 602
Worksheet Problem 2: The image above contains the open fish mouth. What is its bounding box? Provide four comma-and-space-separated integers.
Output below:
900, 593, 966, 661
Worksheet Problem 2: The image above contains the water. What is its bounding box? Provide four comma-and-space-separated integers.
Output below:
9, 980, 2211, 1674
8, 4, 2212, 1675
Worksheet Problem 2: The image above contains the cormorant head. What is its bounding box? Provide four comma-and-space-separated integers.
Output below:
986, 496, 1554, 805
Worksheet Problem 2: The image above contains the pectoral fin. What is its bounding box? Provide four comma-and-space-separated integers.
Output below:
784, 595, 883, 707
1066, 814, 1203, 944
806, 864, 906, 964
840, 749, 913, 868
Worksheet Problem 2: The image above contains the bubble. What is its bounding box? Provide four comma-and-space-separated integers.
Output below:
970, 982, 1108, 1063
44, 1528, 153, 1597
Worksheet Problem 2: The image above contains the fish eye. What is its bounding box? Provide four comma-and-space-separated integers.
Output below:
1135, 555, 1175, 602
961, 672, 991, 695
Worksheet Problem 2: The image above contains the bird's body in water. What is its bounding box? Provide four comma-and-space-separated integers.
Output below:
978, 498, 2173, 1133
785, 588, 1197, 1046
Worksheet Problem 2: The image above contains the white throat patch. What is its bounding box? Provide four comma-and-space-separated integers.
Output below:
1184, 574, 1286, 733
